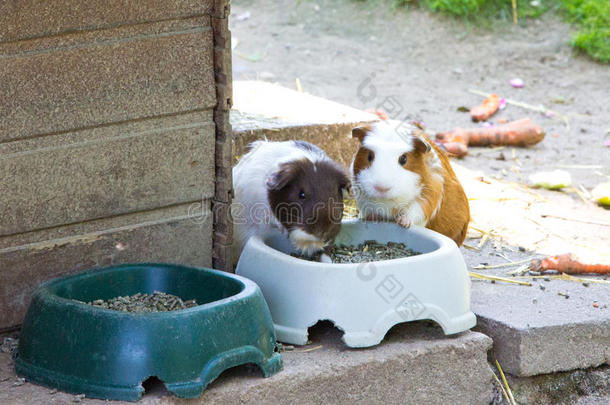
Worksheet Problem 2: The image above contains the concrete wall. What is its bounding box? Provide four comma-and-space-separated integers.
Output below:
0, 0, 231, 330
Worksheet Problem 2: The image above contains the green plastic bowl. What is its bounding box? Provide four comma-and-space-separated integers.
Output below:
15, 263, 283, 401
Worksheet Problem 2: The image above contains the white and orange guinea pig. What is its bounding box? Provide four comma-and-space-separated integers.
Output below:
232, 140, 350, 264
350, 122, 470, 246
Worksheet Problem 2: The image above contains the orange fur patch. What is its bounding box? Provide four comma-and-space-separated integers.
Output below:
352, 146, 374, 177
400, 142, 445, 223
417, 131, 470, 246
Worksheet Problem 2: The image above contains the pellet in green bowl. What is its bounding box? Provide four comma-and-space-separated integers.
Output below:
81, 291, 198, 313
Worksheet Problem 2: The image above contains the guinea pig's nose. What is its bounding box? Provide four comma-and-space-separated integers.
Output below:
374, 184, 391, 194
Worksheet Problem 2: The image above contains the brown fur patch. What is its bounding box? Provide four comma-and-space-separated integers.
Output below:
352, 146, 375, 177
416, 131, 470, 246
400, 140, 445, 224
393, 131, 470, 246
352, 125, 372, 143
412, 137, 431, 154
267, 158, 349, 244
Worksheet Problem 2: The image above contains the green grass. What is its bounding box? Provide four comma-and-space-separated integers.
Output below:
422, 0, 554, 19
561, 0, 610, 62
378, 0, 609, 63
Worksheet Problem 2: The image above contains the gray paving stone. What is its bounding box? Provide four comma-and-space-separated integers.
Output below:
231, 80, 379, 167
0, 323, 494, 404
506, 365, 610, 405
462, 245, 610, 377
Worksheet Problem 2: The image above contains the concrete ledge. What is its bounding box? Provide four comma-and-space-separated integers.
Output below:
231, 80, 378, 167
0, 323, 494, 404
203, 323, 494, 405
465, 247, 610, 377
506, 365, 610, 405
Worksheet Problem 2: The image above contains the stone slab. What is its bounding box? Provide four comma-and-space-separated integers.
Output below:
0, 19, 215, 141
0, 0, 214, 42
0, 323, 494, 404
505, 365, 610, 405
0, 202, 212, 330
461, 244, 610, 378
1, 119, 215, 236
575, 395, 610, 405
231, 80, 379, 167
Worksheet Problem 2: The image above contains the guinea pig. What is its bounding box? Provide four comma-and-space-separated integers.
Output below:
350, 122, 470, 246
232, 140, 350, 262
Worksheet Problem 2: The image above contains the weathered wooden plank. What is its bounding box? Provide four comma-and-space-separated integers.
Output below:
0, 0, 214, 42
0, 205, 212, 330
0, 27, 216, 141
1, 123, 215, 236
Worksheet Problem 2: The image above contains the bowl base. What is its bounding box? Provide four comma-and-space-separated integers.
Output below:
16, 349, 283, 402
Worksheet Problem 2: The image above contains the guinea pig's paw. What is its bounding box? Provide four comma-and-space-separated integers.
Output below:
289, 229, 325, 255
395, 214, 412, 228
319, 253, 333, 263
363, 211, 389, 222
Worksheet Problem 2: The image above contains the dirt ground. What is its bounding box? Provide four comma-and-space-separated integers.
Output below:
231, 0, 608, 186
230, 0, 610, 263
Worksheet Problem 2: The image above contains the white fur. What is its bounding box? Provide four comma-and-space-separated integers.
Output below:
289, 229, 325, 256
232, 140, 328, 264
351, 122, 441, 227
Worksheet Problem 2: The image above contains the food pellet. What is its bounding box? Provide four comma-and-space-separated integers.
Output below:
292, 240, 421, 263
80, 291, 198, 313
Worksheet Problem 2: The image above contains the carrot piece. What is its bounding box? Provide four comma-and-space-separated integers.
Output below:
364, 108, 389, 120
435, 118, 545, 154
440, 141, 469, 157
434, 128, 468, 158
530, 253, 610, 275
470, 93, 501, 122
468, 118, 545, 146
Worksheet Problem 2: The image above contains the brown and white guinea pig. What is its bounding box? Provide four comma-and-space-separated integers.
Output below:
350, 122, 470, 246
232, 140, 350, 262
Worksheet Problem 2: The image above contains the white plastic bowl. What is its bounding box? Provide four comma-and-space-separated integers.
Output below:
236, 220, 476, 348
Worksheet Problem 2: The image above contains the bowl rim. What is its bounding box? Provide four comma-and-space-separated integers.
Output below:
254, 220, 455, 269
35, 263, 259, 317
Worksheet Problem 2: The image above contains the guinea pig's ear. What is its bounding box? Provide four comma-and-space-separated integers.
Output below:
352, 125, 371, 143
265, 162, 296, 191
413, 136, 432, 154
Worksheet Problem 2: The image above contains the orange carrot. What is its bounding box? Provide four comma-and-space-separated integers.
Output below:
440, 141, 469, 157
365, 108, 389, 120
470, 93, 501, 122
433, 127, 469, 157
530, 253, 610, 275
435, 118, 545, 155
468, 118, 545, 146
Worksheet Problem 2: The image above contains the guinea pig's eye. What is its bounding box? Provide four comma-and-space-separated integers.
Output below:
298, 190, 306, 200
368, 151, 374, 162
398, 153, 408, 166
